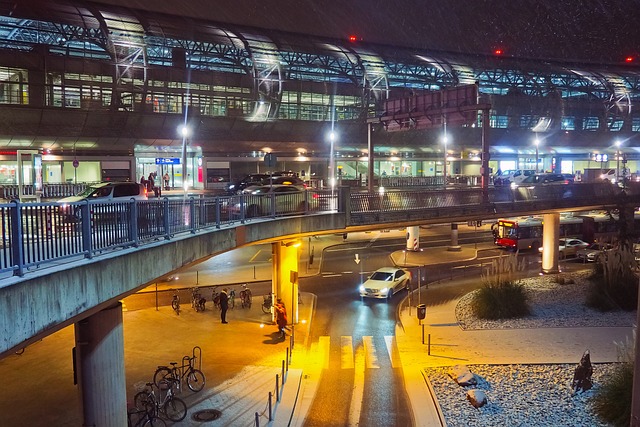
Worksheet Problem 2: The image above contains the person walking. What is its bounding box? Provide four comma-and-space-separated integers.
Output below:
219, 288, 229, 324
274, 298, 287, 339
163, 172, 170, 190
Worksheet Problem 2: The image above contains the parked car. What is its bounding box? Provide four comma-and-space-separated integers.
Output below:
230, 184, 308, 217
514, 173, 574, 188
576, 242, 614, 262
539, 238, 589, 258
358, 267, 411, 300
226, 171, 301, 194
57, 181, 147, 221
494, 169, 536, 186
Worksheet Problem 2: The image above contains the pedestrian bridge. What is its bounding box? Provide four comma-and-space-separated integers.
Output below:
1, 182, 638, 357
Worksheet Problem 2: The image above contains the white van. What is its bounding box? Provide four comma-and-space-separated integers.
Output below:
58, 182, 147, 203
494, 169, 536, 186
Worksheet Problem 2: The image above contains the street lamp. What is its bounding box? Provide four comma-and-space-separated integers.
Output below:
534, 138, 540, 173
615, 139, 621, 183
178, 124, 191, 192
442, 132, 448, 186
328, 131, 336, 188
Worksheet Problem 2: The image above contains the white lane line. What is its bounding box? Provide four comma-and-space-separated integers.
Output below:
348, 344, 365, 426
322, 274, 342, 278
384, 335, 400, 369
362, 335, 379, 369
341, 336, 354, 369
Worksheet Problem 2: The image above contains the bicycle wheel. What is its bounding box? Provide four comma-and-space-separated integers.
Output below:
187, 369, 206, 392
153, 367, 172, 388
229, 297, 235, 309
163, 396, 187, 422
143, 415, 167, 427
261, 302, 271, 314
171, 299, 180, 315
133, 392, 155, 412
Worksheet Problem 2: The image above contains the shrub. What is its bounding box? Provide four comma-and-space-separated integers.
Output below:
590, 362, 633, 426
586, 247, 638, 311
472, 253, 530, 320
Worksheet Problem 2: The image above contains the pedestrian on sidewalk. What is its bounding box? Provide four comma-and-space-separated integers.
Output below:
219, 288, 229, 324
274, 298, 287, 339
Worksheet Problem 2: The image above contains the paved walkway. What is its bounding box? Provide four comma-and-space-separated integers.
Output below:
0, 229, 635, 426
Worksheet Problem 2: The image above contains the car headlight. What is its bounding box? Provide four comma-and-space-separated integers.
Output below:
380, 287, 389, 294
510, 182, 517, 189
359, 285, 365, 292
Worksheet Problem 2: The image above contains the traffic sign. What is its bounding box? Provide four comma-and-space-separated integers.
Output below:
72, 159, 79, 168
264, 153, 277, 168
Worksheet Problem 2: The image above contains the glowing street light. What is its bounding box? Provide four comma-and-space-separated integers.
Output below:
178, 124, 191, 192
328, 131, 336, 188
615, 139, 622, 183
442, 132, 449, 186
534, 138, 540, 173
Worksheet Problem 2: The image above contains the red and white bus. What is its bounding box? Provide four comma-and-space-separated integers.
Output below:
492, 211, 622, 251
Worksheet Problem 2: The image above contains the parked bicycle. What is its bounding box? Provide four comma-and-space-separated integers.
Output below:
154, 354, 206, 393
262, 293, 273, 314
133, 379, 187, 422
171, 290, 180, 315
128, 396, 167, 427
239, 284, 252, 309
191, 287, 206, 312
228, 288, 236, 309
211, 288, 221, 310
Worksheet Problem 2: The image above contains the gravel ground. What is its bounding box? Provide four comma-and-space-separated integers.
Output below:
426, 270, 636, 427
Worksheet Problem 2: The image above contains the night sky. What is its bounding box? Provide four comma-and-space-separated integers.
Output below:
90, 0, 640, 64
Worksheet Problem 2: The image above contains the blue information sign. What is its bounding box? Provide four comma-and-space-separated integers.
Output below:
155, 157, 181, 165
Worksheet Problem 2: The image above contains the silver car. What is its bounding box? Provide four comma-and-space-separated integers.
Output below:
359, 267, 411, 300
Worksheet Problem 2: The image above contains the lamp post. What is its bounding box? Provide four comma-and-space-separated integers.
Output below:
615, 139, 621, 183
442, 132, 448, 187
534, 138, 540, 173
329, 131, 336, 189
178, 124, 191, 193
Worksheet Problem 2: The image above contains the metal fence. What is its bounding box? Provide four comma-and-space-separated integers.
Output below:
0, 183, 636, 278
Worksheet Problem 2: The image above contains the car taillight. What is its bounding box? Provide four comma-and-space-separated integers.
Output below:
312, 193, 319, 199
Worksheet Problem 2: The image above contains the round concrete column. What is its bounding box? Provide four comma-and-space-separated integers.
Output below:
406, 226, 420, 251
75, 302, 127, 427
448, 223, 462, 251
541, 212, 560, 274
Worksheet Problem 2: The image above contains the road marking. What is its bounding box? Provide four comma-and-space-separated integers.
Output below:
362, 336, 379, 369
248, 249, 262, 263
322, 274, 342, 278
341, 336, 354, 369
384, 335, 400, 368
348, 344, 365, 426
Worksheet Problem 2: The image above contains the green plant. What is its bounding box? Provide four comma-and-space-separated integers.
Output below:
472, 254, 530, 320
586, 246, 638, 311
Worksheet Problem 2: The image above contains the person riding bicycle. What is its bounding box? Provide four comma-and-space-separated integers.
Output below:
274, 298, 287, 339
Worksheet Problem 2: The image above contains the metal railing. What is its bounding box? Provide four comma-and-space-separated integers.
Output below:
0, 183, 636, 278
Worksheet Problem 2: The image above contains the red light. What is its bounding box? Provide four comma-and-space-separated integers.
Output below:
349, 35, 357, 42
494, 49, 503, 55
625, 56, 634, 63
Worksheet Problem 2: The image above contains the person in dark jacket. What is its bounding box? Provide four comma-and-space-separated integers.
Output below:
219, 288, 229, 323
274, 299, 287, 338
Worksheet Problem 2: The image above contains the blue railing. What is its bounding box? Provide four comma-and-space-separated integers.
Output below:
0, 183, 636, 278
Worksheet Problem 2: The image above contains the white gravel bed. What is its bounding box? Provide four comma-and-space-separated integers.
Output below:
455, 270, 637, 330
430, 270, 635, 427
425, 363, 619, 427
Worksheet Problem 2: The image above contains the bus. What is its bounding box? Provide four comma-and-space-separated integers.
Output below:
492, 211, 622, 251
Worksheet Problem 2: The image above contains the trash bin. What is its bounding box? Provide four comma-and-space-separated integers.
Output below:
417, 304, 426, 320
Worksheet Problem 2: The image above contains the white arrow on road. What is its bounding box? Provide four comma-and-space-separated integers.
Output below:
354, 254, 360, 264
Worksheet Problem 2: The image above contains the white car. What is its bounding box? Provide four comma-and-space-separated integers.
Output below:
359, 267, 411, 300
538, 238, 590, 258
576, 242, 613, 262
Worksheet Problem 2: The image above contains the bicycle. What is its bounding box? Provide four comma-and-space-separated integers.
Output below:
228, 288, 236, 309
211, 288, 221, 310
171, 290, 180, 315
128, 396, 167, 427
154, 355, 206, 393
239, 284, 252, 309
262, 293, 273, 314
133, 380, 187, 422
191, 287, 206, 312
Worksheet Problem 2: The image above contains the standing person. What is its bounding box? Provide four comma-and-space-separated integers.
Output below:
147, 173, 155, 193
274, 298, 287, 338
163, 172, 170, 190
219, 288, 229, 324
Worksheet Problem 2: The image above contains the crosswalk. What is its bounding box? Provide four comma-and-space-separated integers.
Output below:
309, 335, 401, 370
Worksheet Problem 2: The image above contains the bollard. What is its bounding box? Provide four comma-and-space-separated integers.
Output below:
286, 348, 290, 370
275, 374, 280, 402
421, 324, 425, 345
268, 391, 273, 420
282, 360, 286, 384
428, 333, 431, 355
255, 411, 260, 426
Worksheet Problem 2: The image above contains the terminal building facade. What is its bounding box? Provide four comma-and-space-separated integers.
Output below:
0, 0, 638, 190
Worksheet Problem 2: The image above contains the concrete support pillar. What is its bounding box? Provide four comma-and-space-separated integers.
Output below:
448, 223, 462, 251
272, 241, 300, 324
75, 302, 127, 427
541, 212, 560, 274
406, 226, 420, 251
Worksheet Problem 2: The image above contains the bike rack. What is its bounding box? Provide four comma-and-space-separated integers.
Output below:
192, 346, 202, 371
